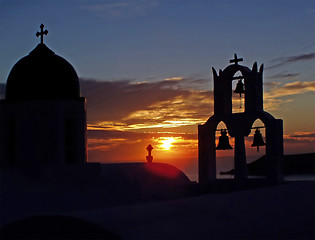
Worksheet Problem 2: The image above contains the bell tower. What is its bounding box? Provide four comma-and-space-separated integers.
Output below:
198, 54, 283, 183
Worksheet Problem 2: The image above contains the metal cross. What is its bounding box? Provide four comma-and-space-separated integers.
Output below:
230, 53, 243, 65
36, 24, 48, 44
146, 144, 153, 163
146, 144, 153, 156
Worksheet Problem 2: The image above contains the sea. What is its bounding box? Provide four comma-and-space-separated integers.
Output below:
186, 173, 315, 182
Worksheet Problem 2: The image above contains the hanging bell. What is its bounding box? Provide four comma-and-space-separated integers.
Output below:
251, 128, 266, 152
233, 80, 245, 99
216, 129, 233, 150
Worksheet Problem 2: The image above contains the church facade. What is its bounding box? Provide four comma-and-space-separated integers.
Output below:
0, 25, 87, 168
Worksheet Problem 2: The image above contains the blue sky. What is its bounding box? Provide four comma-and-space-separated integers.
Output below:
1, 0, 314, 83
1, 0, 314, 173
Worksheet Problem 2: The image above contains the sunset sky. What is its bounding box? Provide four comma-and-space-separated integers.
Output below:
1, 0, 314, 178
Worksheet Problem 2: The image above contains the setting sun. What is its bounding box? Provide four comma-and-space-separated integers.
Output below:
159, 137, 176, 151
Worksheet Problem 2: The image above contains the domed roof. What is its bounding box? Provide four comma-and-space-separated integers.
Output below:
6, 43, 80, 100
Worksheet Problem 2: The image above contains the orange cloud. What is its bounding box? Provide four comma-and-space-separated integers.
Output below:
81, 77, 314, 172
81, 79, 212, 131
80, 79, 192, 124
284, 132, 315, 143
263, 81, 315, 111
265, 81, 315, 98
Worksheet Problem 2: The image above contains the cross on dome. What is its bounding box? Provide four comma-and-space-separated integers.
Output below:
146, 144, 153, 154
36, 24, 48, 44
230, 53, 243, 65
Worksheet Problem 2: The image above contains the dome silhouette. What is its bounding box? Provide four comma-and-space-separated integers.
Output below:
6, 44, 80, 100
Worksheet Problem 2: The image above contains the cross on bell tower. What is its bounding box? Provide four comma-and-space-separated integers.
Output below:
36, 24, 48, 44
230, 53, 243, 65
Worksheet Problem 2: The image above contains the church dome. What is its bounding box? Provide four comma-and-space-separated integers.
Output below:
6, 44, 80, 100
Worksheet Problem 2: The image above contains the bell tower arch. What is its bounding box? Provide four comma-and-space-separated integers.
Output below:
198, 54, 283, 183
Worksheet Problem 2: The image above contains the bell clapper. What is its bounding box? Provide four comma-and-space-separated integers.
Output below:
233, 79, 245, 110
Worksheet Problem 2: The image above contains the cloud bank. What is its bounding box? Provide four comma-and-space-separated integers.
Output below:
269, 73, 300, 79
267, 52, 315, 69
80, 78, 213, 130
80, 0, 158, 18
1, 75, 313, 167
265, 81, 315, 99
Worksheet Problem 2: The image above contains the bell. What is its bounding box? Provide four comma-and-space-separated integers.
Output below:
233, 80, 245, 98
216, 129, 233, 150
251, 129, 266, 152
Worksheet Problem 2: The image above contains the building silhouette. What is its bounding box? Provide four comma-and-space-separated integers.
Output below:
0, 25, 87, 169
0, 26, 191, 238
0, 25, 313, 240
198, 54, 284, 183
